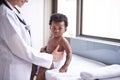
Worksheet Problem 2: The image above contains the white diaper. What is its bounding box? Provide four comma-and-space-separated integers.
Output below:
36, 53, 66, 74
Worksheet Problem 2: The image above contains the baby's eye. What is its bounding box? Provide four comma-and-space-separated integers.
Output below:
51, 27, 56, 30
59, 28, 63, 30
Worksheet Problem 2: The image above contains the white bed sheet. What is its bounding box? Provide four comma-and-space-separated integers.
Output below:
45, 54, 106, 80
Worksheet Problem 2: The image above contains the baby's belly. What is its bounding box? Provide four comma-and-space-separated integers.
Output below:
46, 49, 65, 61
54, 52, 65, 62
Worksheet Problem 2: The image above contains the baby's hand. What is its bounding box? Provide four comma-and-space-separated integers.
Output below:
59, 66, 68, 73
40, 46, 47, 52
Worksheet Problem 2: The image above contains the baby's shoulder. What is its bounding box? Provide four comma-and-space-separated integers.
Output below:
60, 37, 69, 44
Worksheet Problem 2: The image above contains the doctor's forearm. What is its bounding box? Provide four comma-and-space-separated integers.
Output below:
6, 34, 53, 68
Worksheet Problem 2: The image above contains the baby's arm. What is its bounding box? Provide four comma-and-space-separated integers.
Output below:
59, 38, 72, 72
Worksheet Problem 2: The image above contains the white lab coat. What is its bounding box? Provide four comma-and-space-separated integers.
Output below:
0, 2, 53, 80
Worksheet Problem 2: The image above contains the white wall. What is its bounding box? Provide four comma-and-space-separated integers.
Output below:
43, 0, 52, 45
21, 0, 44, 50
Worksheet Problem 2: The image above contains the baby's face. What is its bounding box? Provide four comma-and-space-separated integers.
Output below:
50, 21, 66, 37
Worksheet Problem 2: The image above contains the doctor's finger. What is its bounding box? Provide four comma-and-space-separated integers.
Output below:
55, 45, 60, 51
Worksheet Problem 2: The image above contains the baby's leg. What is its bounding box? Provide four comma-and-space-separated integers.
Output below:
36, 63, 54, 80
30, 64, 38, 80
36, 67, 47, 80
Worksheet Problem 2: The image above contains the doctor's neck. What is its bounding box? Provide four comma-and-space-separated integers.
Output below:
7, 0, 16, 7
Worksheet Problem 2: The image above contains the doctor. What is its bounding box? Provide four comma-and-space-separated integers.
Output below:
0, 0, 63, 80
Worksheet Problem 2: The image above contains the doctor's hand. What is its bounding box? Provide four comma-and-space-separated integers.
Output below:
52, 45, 64, 61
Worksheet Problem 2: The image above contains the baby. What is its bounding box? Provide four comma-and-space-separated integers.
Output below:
31, 13, 72, 80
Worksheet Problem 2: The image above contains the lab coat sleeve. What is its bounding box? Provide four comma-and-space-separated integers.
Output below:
0, 11, 53, 69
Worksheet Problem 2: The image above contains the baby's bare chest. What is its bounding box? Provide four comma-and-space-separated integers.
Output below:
46, 39, 64, 53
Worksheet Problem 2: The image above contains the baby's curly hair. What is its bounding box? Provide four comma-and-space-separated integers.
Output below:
49, 13, 68, 27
